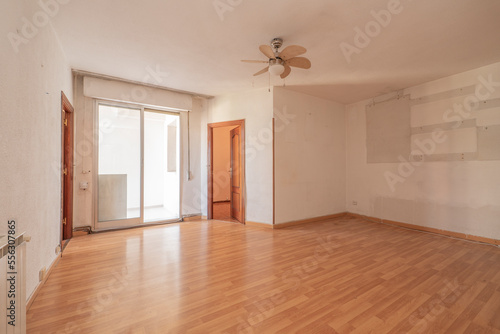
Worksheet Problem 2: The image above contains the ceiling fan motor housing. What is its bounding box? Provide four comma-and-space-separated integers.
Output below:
271, 38, 283, 55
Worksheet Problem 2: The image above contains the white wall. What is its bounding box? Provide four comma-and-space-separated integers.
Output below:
274, 88, 346, 224
181, 98, 204, 217
72, 75, 93, 228
346, 62, 500, 240
0, 1, 73, 299
73, 75, 204, 227
204, 88, 274, 224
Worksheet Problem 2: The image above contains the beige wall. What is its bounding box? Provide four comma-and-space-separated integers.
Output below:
346, 62, 500, 240
0, 1, 73, 299
274, 88, 346, 224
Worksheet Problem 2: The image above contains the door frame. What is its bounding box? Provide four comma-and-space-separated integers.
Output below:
61, 91, 74, 241
93, 101, 143, 230
207, 120, 245, 223
230, 126, 243, 223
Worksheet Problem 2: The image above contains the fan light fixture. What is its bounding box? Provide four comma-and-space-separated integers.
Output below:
269, 59, 285, 76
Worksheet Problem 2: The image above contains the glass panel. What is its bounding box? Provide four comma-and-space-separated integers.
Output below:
98, 105, 141, 222
144, 111, 180, 222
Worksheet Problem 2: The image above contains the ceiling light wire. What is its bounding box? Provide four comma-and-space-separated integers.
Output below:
268, 71, 271, 92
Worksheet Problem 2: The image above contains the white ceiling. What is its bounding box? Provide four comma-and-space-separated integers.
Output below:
51, 0, 500, 104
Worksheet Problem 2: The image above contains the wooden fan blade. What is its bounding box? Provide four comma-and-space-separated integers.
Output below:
259, 45, 276, 59
281, 64, 291, 79
253, 66, 269, 76
241, 60, 269, 63
279, 45, 306, 60
287, 57, 311, 69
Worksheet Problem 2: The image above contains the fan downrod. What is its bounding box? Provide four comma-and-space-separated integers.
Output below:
271, 38, 283, 51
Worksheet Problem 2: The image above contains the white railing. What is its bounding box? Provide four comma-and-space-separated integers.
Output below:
1, 225, 28, 334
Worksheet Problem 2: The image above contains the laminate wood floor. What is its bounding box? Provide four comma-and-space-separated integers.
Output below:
27, 216, 500, 333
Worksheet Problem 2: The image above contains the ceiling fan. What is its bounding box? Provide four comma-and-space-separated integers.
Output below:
241, 38, 311, 79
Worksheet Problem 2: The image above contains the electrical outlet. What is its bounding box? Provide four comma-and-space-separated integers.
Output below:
352, 201, 358, 206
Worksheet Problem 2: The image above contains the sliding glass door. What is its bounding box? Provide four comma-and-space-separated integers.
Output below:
96, 103, 180, 229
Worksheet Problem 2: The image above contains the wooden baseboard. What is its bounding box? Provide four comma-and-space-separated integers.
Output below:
245, 221, 273, 229
274, 212, 348, 229
183, 215, 202, 222
347, 212, 381, 223
27, 253, 62, 310
347, 212, 500, 246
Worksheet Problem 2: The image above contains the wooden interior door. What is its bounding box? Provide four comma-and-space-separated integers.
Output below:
207, 119, 245, 222
230, 127, 243, 223
62, 92, 74, 240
